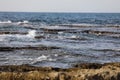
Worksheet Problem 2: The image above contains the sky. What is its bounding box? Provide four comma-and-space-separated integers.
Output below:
0, 0, 120, 12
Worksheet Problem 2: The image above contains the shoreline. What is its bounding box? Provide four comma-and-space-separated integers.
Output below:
0, 62, 120, 80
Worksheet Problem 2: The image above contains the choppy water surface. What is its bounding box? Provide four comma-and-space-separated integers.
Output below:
0, 12, 120, 68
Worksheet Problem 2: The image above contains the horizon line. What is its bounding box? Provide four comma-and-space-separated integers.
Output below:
0, 11, 120, 13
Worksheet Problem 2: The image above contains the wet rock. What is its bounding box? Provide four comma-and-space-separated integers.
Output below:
0, 63, 120, 80
73, 63, 103, 69
0, 46, 60, 51
82, 30, 120, 36
35, 36, 45, 39
83, 30, 119, 34
40, 28, 76, 34
66, 37, 87, 40
0, 31, 27, 35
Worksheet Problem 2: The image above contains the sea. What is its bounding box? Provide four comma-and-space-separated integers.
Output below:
0, 12, 120, 68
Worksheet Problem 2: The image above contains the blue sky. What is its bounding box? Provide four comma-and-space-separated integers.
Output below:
0, 0, 120, 12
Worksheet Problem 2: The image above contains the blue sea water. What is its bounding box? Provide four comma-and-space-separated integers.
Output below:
0, 12, 120, 25
0, 12, 120, 68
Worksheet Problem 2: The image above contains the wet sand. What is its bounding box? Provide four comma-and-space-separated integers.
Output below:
0, 63, 120, 80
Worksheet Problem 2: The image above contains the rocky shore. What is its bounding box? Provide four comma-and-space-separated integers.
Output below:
0, 63, 120, 80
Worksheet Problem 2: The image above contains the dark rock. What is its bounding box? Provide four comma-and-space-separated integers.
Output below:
73, 63, 103, 69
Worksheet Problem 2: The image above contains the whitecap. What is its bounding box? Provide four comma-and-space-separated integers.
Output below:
36, 55, 48, 61
23, 20, 29, 24
17, 20, 29, 25
57, 35, 64, 39
0, 20, 12, 24
17, 21, 22, 25
71, 35, 77, 38
65, 35, 79, 39
0, 30, 36, 42
48, 58, 56, 61
54, 54, 58, 57
26, 30, 36, 38
31, 55, 49, 64
58, 31, 64, 34
31, 55, 57, 64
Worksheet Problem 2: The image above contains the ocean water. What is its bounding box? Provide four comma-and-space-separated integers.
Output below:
0, 12, 120, 68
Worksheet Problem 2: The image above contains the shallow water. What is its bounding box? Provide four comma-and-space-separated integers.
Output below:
0, 12, 120, 68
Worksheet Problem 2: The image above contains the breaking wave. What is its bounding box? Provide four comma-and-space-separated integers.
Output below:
0, 20, 29, 25
0, 20, 12, 24
0, 30, 36, 42
26, 30, 36, 38
17, 20, 29, 25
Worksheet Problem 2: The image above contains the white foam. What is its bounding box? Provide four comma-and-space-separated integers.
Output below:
36, 55, 48, 61
0, 30, 36, 42
31, 55, 49, 64
0, 38, 5, 41
14, 30, 36, 41
48, 58, 56, 61
17, 22, 22, 24
63, 23, 99, 26
0, 20, 12, 24
64, 35, 79, 39
0, 34, 13, 41
54, 54, 58, 57
26, 30, 36, 38
71, 35, 77, 38
58, 31, 64, 34
23, 20, 29, 24
58, 36, 64, 39
31, 55, 56, 64
17, 20, 29, 25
